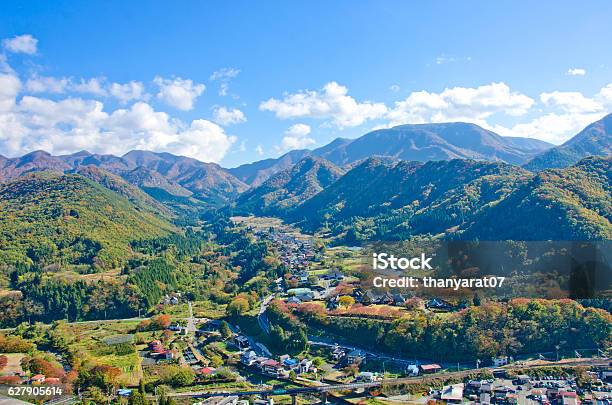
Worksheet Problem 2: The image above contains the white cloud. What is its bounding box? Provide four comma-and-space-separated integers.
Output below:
0, 73, 22, 112
260, 82, 387, 128
540, 91, 603, 114
277, 123, 315, 152
2, 34, 38, 54
386, 82, 534, 126
436, 55, 457, 65
255, 144, 264, 156
210, 67, 240, 81
599, 84, 612, 104
72, 78, 107, 97
154, 76, 205, 110
435, 55, 471, 65
389, 84, 400, 93
567, 68, 586, 76
210, 67, 240, 96
109, 81, 146, 104
213, 106, 246, 126
25, 75, 70, 94
0, 72, 234, 162
164, 119, 235, 162
493, 112, 605, 144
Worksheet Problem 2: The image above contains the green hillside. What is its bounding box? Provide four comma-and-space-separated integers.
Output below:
234, 156, 345, 215
290, 158, 530, 241
0, 172, 175, 271
463, 156, 612, 240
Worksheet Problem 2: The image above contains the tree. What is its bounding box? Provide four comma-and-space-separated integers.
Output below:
128, 391, 149, 405
226, 297, 250, 318
168, 367, 195, 387
220, 320, 232, 339
339, 295, 355, 308
151, 314, 171, 330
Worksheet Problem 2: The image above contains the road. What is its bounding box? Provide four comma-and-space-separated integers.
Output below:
257, 294, 274, 334
186, 300, 197, 334
156, 381, 382, 399
308, 337, 421, 366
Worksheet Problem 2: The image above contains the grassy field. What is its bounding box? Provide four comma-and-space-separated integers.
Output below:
231, 216, 313, 241
57, 320, 154, 386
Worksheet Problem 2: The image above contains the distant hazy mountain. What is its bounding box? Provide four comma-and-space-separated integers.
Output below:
228, 149, 311, 187
524, 113, 612, 171
501, 136, 554, 152
234, 156, 345, 215
314, 122, 551, 166
230, 122, 552, 186
0, 149, 247, 206
121, 150, 247, 205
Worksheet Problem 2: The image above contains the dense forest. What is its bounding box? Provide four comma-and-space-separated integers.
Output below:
232, 156, 612, 243
291, 299, 611, 361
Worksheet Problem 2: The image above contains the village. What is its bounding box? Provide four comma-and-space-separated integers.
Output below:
0, 223, 611, 405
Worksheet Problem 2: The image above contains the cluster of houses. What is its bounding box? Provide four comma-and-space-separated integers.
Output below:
325, 286, 454, 311
240, 350, 315, 378
256, 229, 317, 272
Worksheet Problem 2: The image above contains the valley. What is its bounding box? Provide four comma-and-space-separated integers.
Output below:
0, 115, 610, 404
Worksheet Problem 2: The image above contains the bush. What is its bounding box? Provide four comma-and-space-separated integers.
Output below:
0, 334, 35, 353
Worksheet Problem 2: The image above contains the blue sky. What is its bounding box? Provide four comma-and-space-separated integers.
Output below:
1, 1, 611, 167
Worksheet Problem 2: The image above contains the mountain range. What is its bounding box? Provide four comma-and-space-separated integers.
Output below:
0, 114, 610, 242
229, 122, 555, 186
234, 154, 611, 241
1, 116, 609, 205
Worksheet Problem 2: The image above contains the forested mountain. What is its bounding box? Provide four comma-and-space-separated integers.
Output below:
234, 156, 345, 215
121, 166, 193, 198
228, 122, 552, 186
524, 113, 612, 171
463, 156, 612, 240
0, 149, 247, 206
0, 172, 175, 270
288, 158, 531, 240
0, 150, 71, 180
72, 165, 173, 217
271, 156, 611, 241
119, 150, 248, 204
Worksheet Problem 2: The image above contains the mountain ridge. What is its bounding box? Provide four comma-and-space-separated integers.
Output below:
229, 122, 554, 186
524, 113, 612, 171
234, 156, 345, 216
